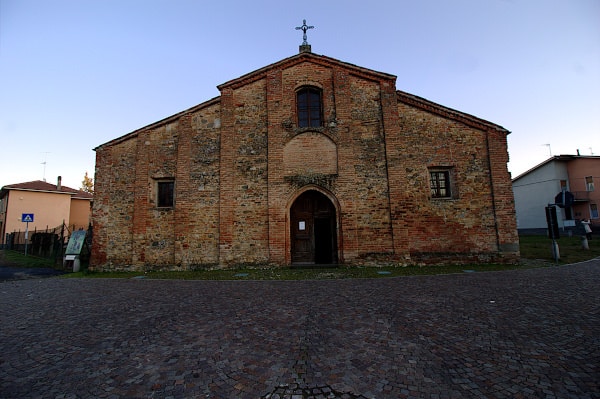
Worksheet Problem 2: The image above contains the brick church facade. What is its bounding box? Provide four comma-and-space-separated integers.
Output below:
91, 48, 519, 271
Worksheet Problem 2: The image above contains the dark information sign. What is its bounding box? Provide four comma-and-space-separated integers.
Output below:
65, 230, 87, 255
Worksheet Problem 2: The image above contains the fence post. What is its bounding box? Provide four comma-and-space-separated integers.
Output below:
60, 221, 65, 266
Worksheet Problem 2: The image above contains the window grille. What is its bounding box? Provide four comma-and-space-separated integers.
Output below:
430, 170, 452, 198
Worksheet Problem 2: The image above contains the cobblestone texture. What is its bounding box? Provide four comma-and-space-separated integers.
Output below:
1, 260, 599, 398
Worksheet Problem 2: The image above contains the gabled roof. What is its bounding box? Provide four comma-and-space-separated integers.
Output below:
95, 96, 220, 150
396, 91, 509, 134
72, 190, 94, 200
512, 155, 600, 182
95, 52, 396, 151
95, 51, 509, 150
217, 51, 396, 90
0, 180, 93, 200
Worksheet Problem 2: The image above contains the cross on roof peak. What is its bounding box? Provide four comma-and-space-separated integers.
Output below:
295, 19, 314, 46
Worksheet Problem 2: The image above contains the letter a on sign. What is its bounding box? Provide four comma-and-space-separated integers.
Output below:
22, 213, 34, 223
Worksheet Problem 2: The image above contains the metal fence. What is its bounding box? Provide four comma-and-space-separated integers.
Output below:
4, 223, 92, 266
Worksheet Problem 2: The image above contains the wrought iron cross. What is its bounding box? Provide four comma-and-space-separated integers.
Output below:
295, 19, 314, 45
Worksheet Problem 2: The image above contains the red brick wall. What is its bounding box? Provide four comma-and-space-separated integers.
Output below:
91, 54, 519, 270
283, 133, 337, 176
219, 79, 270, 264
394, 101, 519, 263
92, 138, 138, 269
486, 130, 520, 258
91, 103, 223, 270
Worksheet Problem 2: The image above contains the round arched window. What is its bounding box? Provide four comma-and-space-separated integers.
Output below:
297, 87, 322, 128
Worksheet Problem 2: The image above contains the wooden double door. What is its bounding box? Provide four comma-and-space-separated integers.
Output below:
290, 191, 338, 264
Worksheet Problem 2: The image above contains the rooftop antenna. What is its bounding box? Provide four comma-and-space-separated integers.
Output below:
543, 144, 552, 157
41, 152, 50, 181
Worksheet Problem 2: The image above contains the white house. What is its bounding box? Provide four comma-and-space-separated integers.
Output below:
512, 155, 600, 233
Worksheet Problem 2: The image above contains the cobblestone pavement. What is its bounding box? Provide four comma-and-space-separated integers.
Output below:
0, 265, 66, 281
1, 261, 599, 399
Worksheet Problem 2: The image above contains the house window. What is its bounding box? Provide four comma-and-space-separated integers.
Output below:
297, 87, 322, 128
585, 176, 595, 192
430, 170, 452, 199
591, 204, 599, 219
157, 180, 174, 208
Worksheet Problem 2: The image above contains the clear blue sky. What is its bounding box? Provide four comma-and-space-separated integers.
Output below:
1, 0, 599, 190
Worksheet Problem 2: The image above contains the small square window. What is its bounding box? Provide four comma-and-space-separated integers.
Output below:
157, 181, 174, 207
430, 170, 452, 199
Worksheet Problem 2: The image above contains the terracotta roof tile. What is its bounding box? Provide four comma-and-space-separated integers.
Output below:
1, 180, 93, 199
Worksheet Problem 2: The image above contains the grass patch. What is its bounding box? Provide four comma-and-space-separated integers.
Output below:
3, 235, 598, 281
518, 234, 600, 264
0, 250, 56, 269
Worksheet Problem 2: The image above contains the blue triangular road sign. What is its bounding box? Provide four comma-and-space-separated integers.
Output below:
22, 214, 34, 222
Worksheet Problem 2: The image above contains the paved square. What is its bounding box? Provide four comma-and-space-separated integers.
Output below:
1, 261, 599, 398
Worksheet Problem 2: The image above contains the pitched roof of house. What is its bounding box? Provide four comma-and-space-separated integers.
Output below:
95, 51, 509, 150
512, 155, 600, 182
0, 180, 93, 200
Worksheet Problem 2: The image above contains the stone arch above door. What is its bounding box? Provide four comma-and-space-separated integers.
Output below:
283, 132, 337, 176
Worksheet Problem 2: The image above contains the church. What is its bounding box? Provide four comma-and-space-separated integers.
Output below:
91, 29, 519, 271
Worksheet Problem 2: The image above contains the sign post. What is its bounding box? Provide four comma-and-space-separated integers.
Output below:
21, 213, 34, 256
545, 205, 560, 263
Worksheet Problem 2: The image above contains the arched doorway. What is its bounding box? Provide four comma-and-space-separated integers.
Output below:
290, 190, 338, 264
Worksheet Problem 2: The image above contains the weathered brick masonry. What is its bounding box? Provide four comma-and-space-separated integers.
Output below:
91, 51, 519, 271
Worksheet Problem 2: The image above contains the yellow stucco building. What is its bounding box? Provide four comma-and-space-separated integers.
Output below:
0, 177, 93, 245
